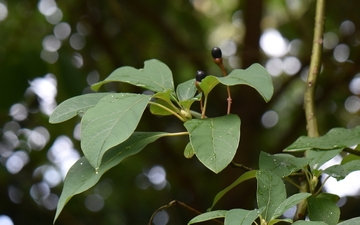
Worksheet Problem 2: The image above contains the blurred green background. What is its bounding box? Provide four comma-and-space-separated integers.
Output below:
1, 0, 360, 224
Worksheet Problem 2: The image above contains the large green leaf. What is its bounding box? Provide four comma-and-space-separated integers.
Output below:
49, 93, 109, 123
81, 93, 151, 169
91, 59, 174, 93
270, 193, 311, 220
198, 63, 274, 102
218, 63, 273, 102
188, 210, 227, 224
323, 160, 360, 181
224, 208, 265, 225
184, 114, 240, 173
54, 132, 169, 223
256, 170, 286, 222
337, 217, 360, 225
307, 194, 340, 225
209, 170, 257, 210
285, 126, 360, 152
259, 152, 311, 178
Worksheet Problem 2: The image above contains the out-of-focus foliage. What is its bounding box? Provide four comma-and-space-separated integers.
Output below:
0, 0, 360, 224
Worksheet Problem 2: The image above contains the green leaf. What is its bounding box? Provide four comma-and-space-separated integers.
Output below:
217, 63, 274, 102
184, 114, 240, 173
176, 79, 197, 101
149, 99, 174, 116
54, 132, 169, 223
199, 75, 220, 96
285, 126, 360, 152
307, 195, 340, 225
292, 221, 328, 225
256, 170, 286, 222
259, 152, 311, 178
198, 63, 274, 103
49, 93, 109, 124
323, 160, 360, 181
224, 208, 265, 225
337, 217, 360, 225
184, 142, 195, 159
209, 170, 257, 210
188, 210, 227, 224
270, 193, 312, 220
91, 59, 174, 93
81, 93, 151, 169
306, 148, 343, 171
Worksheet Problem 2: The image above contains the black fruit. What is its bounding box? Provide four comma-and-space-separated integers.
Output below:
211, 47, 222, 59
196, 70, 207, 82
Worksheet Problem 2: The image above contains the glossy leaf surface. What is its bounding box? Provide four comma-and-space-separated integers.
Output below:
256, 170, 286, 222
184, 114, 240, 173
49, 93, 109, 123
224, 208, 264, 225
285, 126, 360, 152
81, 93, 151, 168
54, 132, 169, 223
259, 152, 311, 177
323, 160, 360, 181
188, 210, 227, 224
270, 193, 311, 220
91, 59, 174, 93
307, 195, 340, 225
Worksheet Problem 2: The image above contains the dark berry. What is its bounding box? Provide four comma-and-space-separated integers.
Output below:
196, 70, 207, 82
211, 47, 222, 59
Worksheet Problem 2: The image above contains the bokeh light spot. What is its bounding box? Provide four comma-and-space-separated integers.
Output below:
0, 215, 14, 225
70, 33, 86, 50
344, 96, 360, 113
349, 74, 360, 95
261, 110, 279, 128
333, 44, 350, 62
85, 194, 104, 212
40, 50, 59, 64
8, 185, 24, 204
46, 8, 62, 25
72, 53, 83, 68
152, 210, 169, 225
266, 58, 283, 77
323, 32, 338, 50
54, 22, 71, 40
9, 103, 28, 121
0, 3, 8, 21
283, 56, 301, 75
42, 35, 61, 52
340, 20, 355, 36
6, 151, 29, 174
260, 29, 287, 57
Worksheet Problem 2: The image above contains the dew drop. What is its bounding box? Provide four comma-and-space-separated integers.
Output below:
95, 167, 99, 174
80, 162, 83, 165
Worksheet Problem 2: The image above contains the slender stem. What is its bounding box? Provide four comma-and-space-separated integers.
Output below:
202, 95, 209, 119
284, 177, 301, 189
219, 63, 232, 114
295, 0, 326, 221
231, 161, 253, 171
304, 0, 325, 139
343, 147, 360, 157
314, 175, 330, 196
164, 131, 189, 137
148, 102, 186, 122
148, 200, 224, 225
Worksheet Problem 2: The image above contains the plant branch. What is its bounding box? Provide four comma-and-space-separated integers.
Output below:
295, 0, 326, 221
219, 63, 232, 114
148, 200, 224, 225
231, 161, 253, 171
343, 147, 360, 157
304, 0, 325, 139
